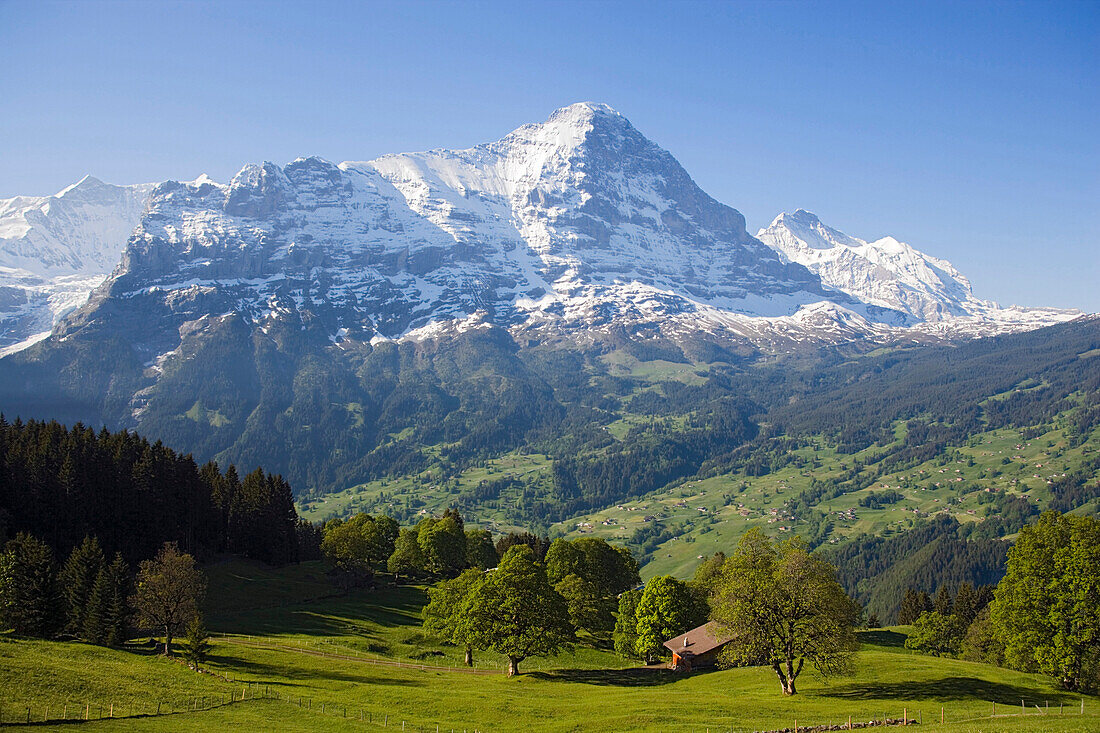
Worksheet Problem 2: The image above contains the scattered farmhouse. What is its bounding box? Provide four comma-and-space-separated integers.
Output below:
663, 622, 733, 672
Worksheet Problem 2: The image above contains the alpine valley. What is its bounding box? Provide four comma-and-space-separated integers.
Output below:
2, 103, 1097, 615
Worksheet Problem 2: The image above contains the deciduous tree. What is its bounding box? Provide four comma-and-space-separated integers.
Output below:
633, 575, 701, 664
417, 516, 466, 577
990, 511, 1100, 691
458, 545, 573, 675
904, 611, 965, 657
465, 529, 498, 570
711, 528, 860, 696
555, 573, 614, 634
131, 543, 205, 656
613, 588, 642, 659
388, 528, 425, 582
423, 568, 485, 666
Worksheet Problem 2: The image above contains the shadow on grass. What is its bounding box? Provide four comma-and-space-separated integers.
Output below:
209, 585, 428, 636
821, 677, 1074, 704
526, 667, 688, 687
857, 630, 908, 649
210, 653, 426, 687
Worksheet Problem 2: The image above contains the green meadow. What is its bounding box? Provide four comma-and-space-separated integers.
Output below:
2, 560, 1097, 732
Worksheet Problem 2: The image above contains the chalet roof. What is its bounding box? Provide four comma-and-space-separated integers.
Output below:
662, 621, 733, 656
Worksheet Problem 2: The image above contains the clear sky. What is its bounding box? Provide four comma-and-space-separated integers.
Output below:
1, 0, 1097, 310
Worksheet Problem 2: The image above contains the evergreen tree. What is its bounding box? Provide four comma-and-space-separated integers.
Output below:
83, 566, 110, 644
961, 607, 1005, 665
953, 582, 980, 625
59, 536, 104, 636
933, 585, 954, 615
0, 533, 62, 637
179, 615, 212, 669
494, 532, 550, 562
102, 553, 131, 646
897, 588, 923, 625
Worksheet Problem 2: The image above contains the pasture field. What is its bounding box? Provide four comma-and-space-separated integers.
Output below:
3, 562, 1097, 732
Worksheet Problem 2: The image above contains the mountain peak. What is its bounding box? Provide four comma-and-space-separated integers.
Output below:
546, 101, 622, 123
758, 212, 993, 322
57, 175, 109, 197
768, 210, 859, 250
483, 102, 637, 157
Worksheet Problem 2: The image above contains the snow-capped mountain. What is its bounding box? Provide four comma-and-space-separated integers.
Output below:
756, 209, 1079, 331
0, 102, 1088, 499
58, 102, 862, 369
0, 176, 154, 352
3, 103, 1083, 367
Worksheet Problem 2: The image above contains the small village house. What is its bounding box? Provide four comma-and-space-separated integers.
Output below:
663, 622, 733, 672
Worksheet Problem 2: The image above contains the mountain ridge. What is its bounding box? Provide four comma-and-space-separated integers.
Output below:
1, 103, 1082, 360
0, 102, 1093, 513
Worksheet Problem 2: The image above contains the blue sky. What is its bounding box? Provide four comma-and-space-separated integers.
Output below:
1, 0, 1097, 310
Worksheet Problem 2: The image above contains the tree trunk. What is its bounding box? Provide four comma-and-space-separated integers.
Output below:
164, 624, 173, 656
464, 645, 473, 667
507, 656, 521, 676
776, 656, 803, 695
772, 662, 790, 695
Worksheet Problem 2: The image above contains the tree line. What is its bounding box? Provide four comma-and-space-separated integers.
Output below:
0, 533, 207, 660
0, 417, 309, 565
420, 527, 862, 695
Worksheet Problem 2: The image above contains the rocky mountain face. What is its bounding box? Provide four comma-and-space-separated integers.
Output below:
755, 209, 1078, 337
61, 103, 860, 370
0, 176, 154, 352
0, 103, 1085, 496
3, 104, 1079, 365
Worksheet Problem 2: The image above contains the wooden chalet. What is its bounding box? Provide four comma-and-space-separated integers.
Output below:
663, 622, 733, 671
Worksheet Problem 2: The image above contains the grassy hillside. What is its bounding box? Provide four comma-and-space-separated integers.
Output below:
289, 321, 1100, 605
3, 563, 1098, 732
551, 417, 1100, 581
